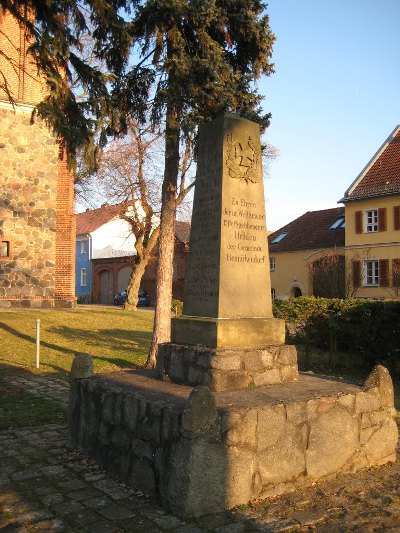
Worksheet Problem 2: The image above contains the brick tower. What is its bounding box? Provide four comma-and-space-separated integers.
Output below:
0, 8, 76, 308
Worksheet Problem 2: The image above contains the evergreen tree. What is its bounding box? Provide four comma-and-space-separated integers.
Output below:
114, 0, 275, 366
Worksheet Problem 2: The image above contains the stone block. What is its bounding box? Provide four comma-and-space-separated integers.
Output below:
181, 386, 219, 439
210, 353, 241, 371
258, 425, 305, 486
168, 351, 187, 382
257, 405, 286, 451
187, 365, 206, 386
276, 345, 298, 365
337, 393, 355, 412
260, 349, 274, 369
355, 390, 380, 414
306, 405, 359, 478
110, 427, 130, 450
123, 395, 138, 432
223, 408, 257, 448
253, 368, 280, 387
208, 369, 250, 392
362, 417, 398, 464
171, 316, 285, 348
70, 353, 93, 380
364, 365, 395, 408
225, 446, 260, 508
280, 364, 299, 382
243, 351, 264, 372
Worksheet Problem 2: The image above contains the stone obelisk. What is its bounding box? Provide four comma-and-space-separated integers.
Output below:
158, 114, 298, 391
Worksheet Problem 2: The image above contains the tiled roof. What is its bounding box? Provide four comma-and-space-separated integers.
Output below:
268, 207, 345, 253
342, 125, 400, 202
76, 203, 127, 235
77, 204, 191, 242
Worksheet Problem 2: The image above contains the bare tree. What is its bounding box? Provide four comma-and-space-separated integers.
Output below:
76, 121, 195, 311
307, 248, 355, 299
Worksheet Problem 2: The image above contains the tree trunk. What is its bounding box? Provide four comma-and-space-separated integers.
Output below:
124, 257, 148, 310
146, 104, 180, 368
124, 227, 160, 310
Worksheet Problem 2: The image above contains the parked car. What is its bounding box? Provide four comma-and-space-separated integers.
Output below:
113, 288, 151, 307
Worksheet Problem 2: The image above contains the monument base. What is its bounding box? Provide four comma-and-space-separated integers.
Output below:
171, 316, 285, 348
157, 342, 298, 391
69, 367, 398, 518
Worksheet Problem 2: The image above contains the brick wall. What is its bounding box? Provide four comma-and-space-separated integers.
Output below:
0, 9, 46, 105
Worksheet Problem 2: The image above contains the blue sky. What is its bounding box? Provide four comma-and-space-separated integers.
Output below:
261, 0, 400, 230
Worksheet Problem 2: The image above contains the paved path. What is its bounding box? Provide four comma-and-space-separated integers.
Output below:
1, 374, 400, 532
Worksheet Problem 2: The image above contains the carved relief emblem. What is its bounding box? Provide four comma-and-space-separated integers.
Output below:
226, 134, 260, 184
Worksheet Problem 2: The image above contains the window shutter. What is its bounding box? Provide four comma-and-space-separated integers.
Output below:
379, 259, 389, 287
394, 206, 400, 230
378, 208, 387, 232
355, 211, 363, 234
392, 258, 400, 287
352, 260, 361, 288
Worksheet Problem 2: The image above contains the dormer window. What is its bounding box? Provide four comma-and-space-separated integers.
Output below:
271, 232, 288, 244
330, 216, 345, 229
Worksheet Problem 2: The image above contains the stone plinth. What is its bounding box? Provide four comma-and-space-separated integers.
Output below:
157, 343, 298, 392
69, 366, 398, 518
171, 316, 285, 348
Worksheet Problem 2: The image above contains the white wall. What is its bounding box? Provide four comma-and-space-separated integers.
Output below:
91, 218, 136, 259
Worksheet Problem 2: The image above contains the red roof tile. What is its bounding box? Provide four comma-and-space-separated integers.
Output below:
343, 126, 400, 201
268, 207, 345, 253
76, 203, 126, 235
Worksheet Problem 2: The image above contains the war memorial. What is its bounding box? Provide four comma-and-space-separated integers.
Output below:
69, 115, 398, 517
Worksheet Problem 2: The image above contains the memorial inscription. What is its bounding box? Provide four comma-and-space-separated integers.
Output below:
183, 114, 272, 320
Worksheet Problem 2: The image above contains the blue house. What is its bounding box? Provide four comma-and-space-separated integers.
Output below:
75, 204, 137, 303
75, 233, 92, 303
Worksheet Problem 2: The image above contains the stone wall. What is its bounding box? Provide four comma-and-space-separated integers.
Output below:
0, 105, 75, 308
158, 343, 298, 391
69, 366, 398, 518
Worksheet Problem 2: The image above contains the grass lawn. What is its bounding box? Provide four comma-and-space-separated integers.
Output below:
0, 305, 154, 428
0, 305, 154, 379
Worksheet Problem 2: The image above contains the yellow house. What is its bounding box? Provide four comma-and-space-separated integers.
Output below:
269, 125, 400, 300
341, 125, 400, 299
268, 207, 345, 299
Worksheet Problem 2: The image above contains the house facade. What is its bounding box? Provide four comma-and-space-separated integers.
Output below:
269, 125, 400, 300
268, 208, 345, 299
76, 204, 190, 304
75, 204, 136, 303
342, 125, 400, 298
0, 9, 76, 308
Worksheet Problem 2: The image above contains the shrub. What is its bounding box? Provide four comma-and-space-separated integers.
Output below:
273, 297, 400, 370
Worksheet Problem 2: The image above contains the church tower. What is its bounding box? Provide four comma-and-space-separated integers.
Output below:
0, 8, 76, 308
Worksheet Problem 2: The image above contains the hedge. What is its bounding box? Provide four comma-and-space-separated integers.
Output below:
273, 297, 400, 368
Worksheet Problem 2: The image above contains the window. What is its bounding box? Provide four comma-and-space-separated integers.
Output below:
271, 232, 288, 244
330, 216, 345, 229
364, 260, 379, 286
80, 240, 86, 254
271, 288, 276, 300
365, 210, 378, 232
0, 239, 11, 258
355, 209, 387, 234
269, 257, 276, 271
80, 268, 87, 287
